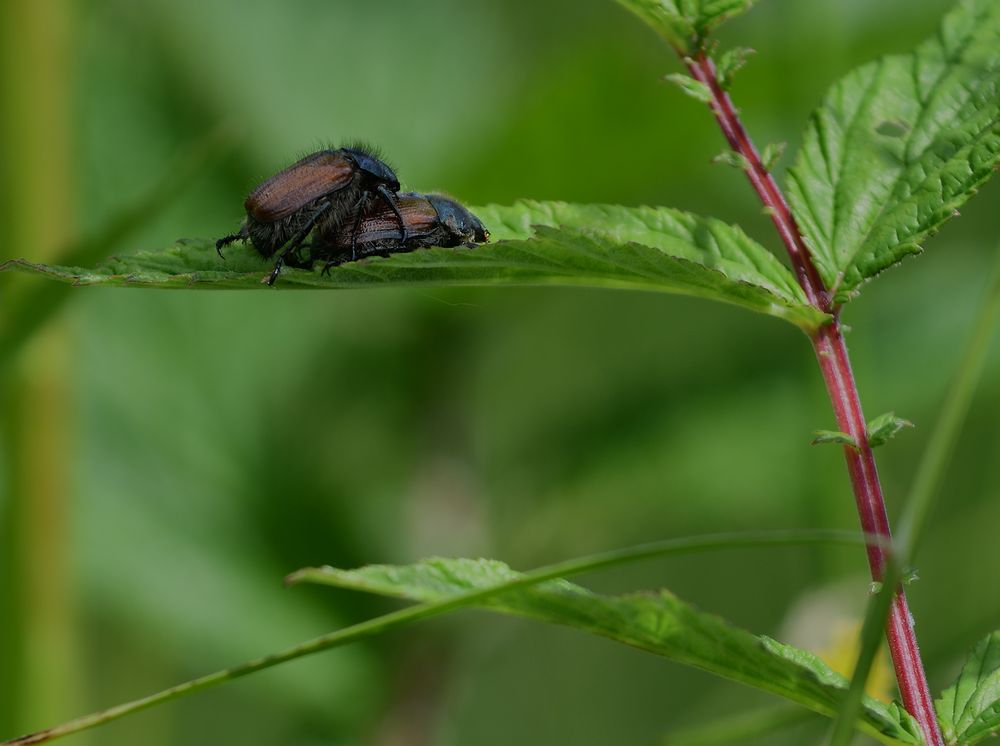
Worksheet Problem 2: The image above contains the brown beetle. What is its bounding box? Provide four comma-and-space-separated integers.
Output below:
312, 192, 489, 272
216, 145, 406, 285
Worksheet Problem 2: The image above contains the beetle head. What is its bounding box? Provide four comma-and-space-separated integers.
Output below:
427, 194, 489, 243
342, 147, 400, 191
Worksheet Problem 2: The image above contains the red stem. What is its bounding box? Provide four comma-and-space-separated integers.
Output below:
686, 52, 944, 745
685, 55, 828, 312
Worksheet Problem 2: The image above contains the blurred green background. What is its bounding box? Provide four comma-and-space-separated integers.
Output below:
1, 1, 998, 744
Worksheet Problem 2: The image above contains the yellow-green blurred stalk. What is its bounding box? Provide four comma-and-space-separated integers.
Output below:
0, 0, 82, 737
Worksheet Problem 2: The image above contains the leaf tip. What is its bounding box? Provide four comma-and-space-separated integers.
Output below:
867, 412, 914, 448
712, 150, 753, 171
663, 73, 714, 103
761, 141, 787, 172
284, 567, 326, 587
811, 429, 860, 449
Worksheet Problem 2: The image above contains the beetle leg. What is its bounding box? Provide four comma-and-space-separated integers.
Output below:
377, 184, 408, 243
348, 193, 369, 261
283, 244, 314, 269
321, 253, 349, 276
266, 201, 331, 286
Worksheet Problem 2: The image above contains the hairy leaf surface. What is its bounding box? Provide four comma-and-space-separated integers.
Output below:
786, 0, 1000, 302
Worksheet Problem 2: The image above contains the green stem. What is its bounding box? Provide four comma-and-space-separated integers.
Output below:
661, 706, 815, 745
0, 125, 234, 366
0, 0, 78, 735
827, 568, 902, 746
896, 256, 1000, 557
2, 529, 876, 745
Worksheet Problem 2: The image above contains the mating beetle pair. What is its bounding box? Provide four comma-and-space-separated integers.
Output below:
216, 145, 488, 285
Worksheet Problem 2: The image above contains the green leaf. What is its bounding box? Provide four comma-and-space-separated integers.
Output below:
296, 557, 920, 744
712, 150, 753, 171
935, 631, 1000, 744
786, 0, 1000, 303
761, 142, 787, 172
811, 430, 859, 448
665, 72, 715, 103
0, 201, 829, 329
6, 531, 880, 745
615, 0, 758, 53
716, 46, 755, 90
867, 412, 914, 448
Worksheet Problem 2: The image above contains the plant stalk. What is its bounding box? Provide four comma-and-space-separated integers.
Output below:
811, 323, 940, 744
0, 0, 80, 736
2, 529, 876, 745
685, 51, 945, 746
685, 54, 828, 312
832, 248, 1000, 745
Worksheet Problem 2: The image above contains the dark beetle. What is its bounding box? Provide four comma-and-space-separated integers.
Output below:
312, 192, 489, 272
215, 145, 407, 285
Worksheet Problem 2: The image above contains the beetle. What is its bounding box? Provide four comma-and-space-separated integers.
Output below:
311, 192, 489, 272
215, 145, 407, 285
